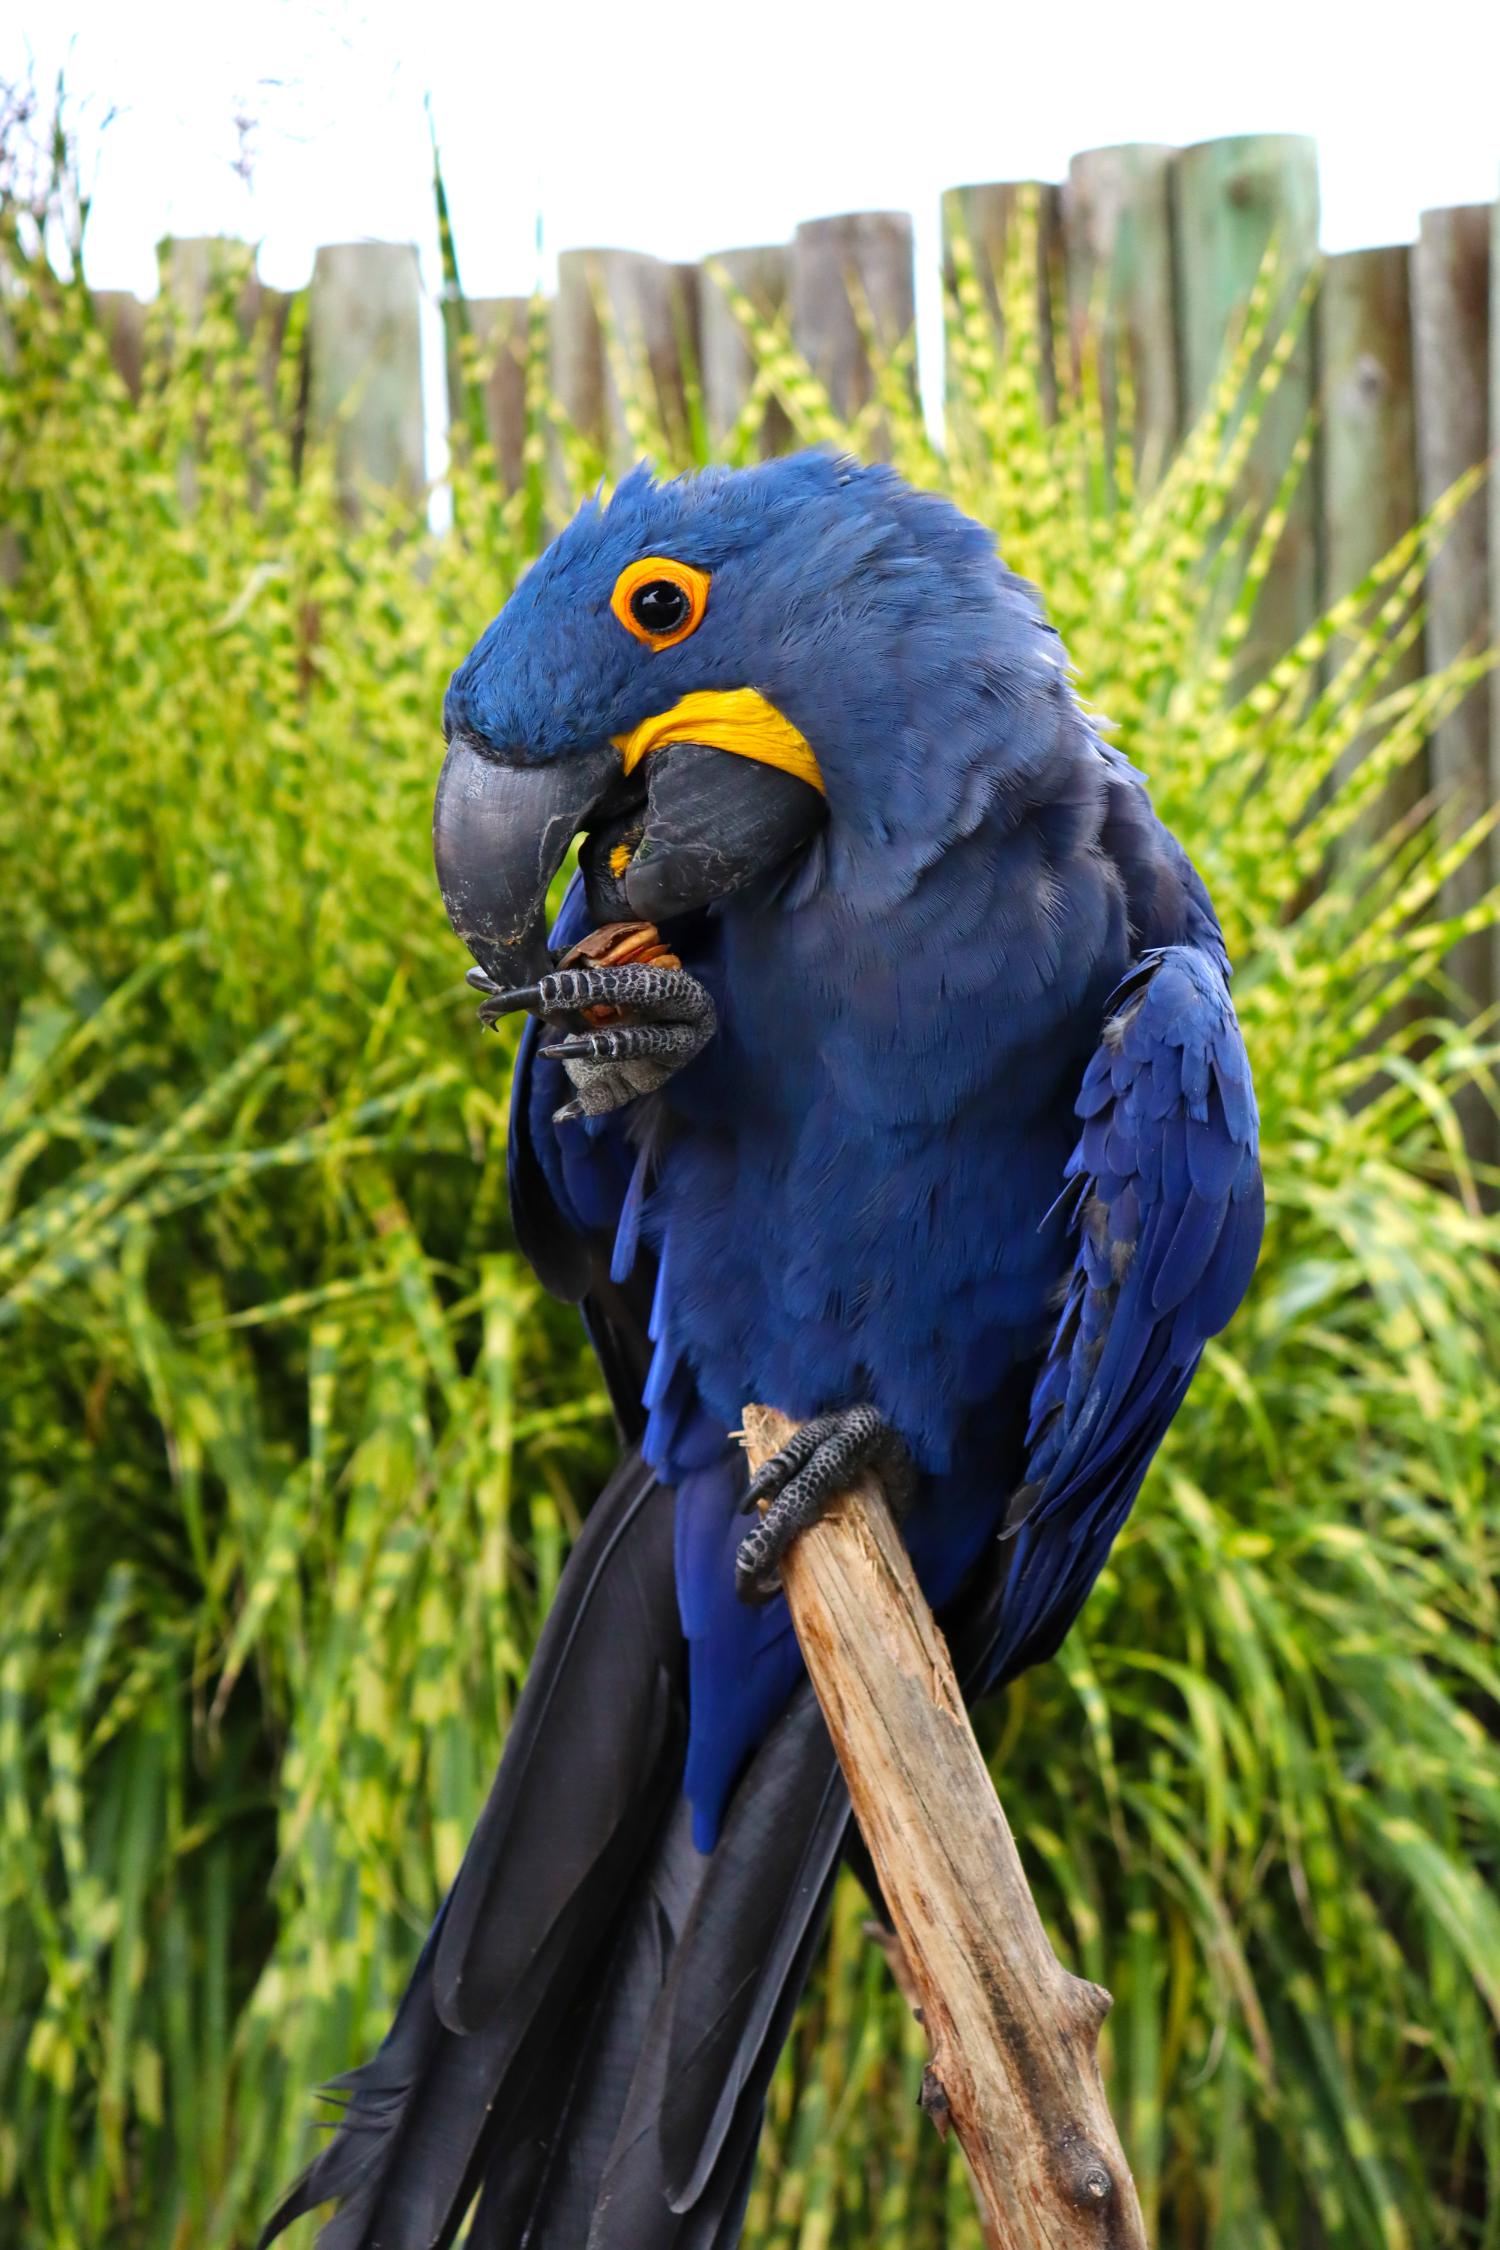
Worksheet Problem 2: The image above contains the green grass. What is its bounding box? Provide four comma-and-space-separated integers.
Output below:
2, 172, 1499, 2250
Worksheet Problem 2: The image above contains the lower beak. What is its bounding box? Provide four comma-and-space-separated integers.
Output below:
433, 733, 826, 981
600, 741, 825, 926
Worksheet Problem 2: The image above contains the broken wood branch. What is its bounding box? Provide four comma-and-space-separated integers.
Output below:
742, 1402, 1148, 2250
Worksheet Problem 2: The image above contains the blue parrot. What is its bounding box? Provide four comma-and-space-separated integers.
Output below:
263, 452, 1262, 2249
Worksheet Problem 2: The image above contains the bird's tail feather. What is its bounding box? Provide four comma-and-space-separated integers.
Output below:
260, 1447, 849, 2250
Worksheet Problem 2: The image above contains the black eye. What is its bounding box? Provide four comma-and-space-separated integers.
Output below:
629, 578, 693, 636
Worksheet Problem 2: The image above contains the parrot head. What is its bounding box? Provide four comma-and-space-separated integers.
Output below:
435, 451, 1034, 985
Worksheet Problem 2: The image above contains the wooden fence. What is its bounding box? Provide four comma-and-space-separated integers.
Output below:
90, 133, 1497, 1019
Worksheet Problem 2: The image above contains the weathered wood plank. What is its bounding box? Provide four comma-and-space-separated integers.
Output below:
1062, 145, 1179, 482
1412, 202, 1493, 1023
789, 211, 915, 445
1321, 247, 1419, 603
1318, 245, 1425, 824
155, 235, 292, 377
255, 285, 297, 403
307, 241, 424, 505
153, 238, 295, 502
551, 249, 607, 461
448, 295, 528, 492
699, 244, 791, 456
594, 250, 702, 464
156, 233, 243, 329
1172, 134, 1320, 676
742, 1405, 1147, 2250
92, 289, 147, 397
942, 180, 1064, 418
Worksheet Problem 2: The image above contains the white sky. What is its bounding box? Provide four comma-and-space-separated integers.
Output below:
10, 0, 1500, 290
7, 0, 1498, 461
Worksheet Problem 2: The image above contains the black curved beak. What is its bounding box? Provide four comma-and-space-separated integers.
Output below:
433, 732, 826, 981
433, 735, 624, 986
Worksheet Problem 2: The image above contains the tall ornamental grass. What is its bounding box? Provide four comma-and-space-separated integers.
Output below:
2, 169, 1498, 2250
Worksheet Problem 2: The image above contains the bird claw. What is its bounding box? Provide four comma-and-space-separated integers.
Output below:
465, 970, 545, 1029
540, 1021, 701, 1068
735, 1405, 913, 1605
472, 959, 717, 1117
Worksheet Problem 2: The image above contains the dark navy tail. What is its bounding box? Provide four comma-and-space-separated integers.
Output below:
260, 1449, 848, 2250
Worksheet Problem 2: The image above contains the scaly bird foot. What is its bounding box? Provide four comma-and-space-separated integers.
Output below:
735, 1405, 914, 1605
467, 961, 716, 1120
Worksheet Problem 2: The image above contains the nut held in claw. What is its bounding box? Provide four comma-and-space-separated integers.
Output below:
557, 920, 682, 1025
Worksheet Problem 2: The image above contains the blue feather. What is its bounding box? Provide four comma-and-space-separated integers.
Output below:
486, 459, 1263, 1844
991, 946, 1262, 1682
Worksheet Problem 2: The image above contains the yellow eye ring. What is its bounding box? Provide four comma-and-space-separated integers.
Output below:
610, 556, 711, 651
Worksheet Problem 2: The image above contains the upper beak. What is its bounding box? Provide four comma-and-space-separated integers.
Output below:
432, 734, 624, 986
433, 733, 826, 982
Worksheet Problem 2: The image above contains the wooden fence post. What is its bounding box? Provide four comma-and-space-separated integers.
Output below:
155, 234, 292, 384
1412, 203, 1494, 1037
448, 295, 529, 493
1172, 135, 1321, 678
552, 249, 608, 465
93, 289, 147, 398
307, 241, 425, 509
699, 244, 791, 457
1318, 245, 1425, 823
942, 181, 1064, 419
789, 211, 915, 447
1062, 146, 1179, 483
157, 234, 241, 330
593, 249, 702, 464
157, 237, 277, 506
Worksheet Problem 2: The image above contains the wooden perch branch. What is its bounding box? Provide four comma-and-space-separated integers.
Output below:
742, 1404, 1148, 2250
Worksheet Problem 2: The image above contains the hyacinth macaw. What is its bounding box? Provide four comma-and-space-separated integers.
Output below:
264, 452, 1262, 2249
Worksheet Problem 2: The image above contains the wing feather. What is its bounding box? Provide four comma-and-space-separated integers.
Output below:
992, 945, 1262, 1680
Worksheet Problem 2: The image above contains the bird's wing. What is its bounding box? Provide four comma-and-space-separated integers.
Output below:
506, 873, 657, 1438
989, 943, 1263, 1680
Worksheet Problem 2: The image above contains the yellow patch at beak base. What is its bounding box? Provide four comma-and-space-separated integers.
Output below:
611, 689, 824, 796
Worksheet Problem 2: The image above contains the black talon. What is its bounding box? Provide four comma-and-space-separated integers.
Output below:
734, 1522, 784, 1606
484, 982, 545, 1016
541, 1035, 608, 1064
542, 1020, 708, 1068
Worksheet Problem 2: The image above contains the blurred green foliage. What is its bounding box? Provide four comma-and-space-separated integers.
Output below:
2, 147, 1499, 2250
